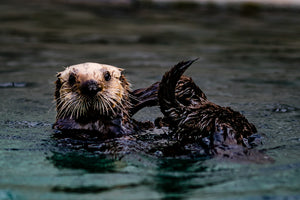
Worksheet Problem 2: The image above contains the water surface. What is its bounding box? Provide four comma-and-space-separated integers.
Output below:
0, 1, 300, 200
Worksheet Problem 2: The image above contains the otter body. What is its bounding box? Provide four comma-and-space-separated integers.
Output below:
158, 60, 260, 157
53, 61, 269, 162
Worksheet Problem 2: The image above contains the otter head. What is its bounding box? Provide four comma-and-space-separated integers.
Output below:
55, 62, 130, 122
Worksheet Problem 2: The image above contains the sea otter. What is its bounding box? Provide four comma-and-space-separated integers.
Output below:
53, 61, 268, 162
158, 59, 263, 158
53, 62, 158, 138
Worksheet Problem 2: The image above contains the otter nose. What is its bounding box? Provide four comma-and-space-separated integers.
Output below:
80, 80, 102, 97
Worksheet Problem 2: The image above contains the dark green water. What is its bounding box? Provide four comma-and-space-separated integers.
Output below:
0, 1, 300, 199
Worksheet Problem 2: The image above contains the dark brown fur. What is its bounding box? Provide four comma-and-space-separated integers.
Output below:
158, 60, 259, 156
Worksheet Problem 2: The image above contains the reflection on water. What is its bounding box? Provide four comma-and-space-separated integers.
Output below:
154, 159, 207, 200
49, 152, 120, 173
0, 0, 300, 199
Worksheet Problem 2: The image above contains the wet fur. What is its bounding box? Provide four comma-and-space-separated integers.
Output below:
158, 60, 261, 157
53, 61, 270, 162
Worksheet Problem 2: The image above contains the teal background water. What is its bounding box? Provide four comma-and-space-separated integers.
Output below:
0, 1, 300, 199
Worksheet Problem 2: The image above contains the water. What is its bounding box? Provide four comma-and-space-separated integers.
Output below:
0, 1, 300, 199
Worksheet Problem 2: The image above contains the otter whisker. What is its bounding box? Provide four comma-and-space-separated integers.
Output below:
95, 98, 102, 115
98, 95, 106, 115
104, 89, 127, 109
104, 95, 131, 118
100, 98, 106, 116
95, 96, 103, 115
57, 93, 84, 119
97, 95, 109, 116
70, 100, 80, 119
62, 101, 77, 119
57, 100, 74, 119
103, 97, 116, 116
56, 96, 71, 109
76, 98, 85, 119
98, 97, 106, 116
105, 95, 119, 116
106, 96, 120, 111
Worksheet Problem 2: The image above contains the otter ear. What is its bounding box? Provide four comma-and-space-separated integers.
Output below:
117, 68, 125, 80
119, 74, 130, 91
118, 67, 124, 75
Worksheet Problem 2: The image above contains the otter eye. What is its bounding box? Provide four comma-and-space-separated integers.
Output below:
68, 73, 76, 86
104, 71, 111, 81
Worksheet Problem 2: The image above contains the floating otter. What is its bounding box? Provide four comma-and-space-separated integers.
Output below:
53, 62, 158, 138
53, 61, 269, 162
158, 60, 265, 158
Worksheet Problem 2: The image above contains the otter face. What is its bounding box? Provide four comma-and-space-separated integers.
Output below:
55, 62, 130, 120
